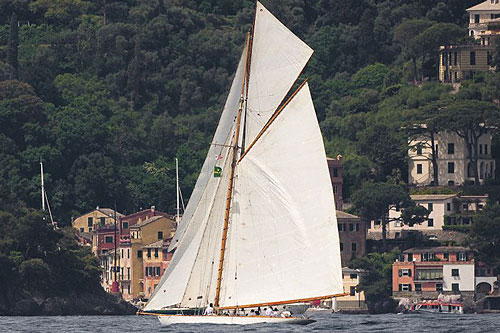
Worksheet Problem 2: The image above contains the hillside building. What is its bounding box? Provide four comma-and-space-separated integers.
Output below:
368, 194, 487, 239
467, 0, 500, 42
438, 44, 495, 83
408, 130, 495, 186
327, 155, 344, 211
337, 211, 366, 266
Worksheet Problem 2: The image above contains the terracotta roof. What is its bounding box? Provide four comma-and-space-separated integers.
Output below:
74, 208, 124, 220
410, 194, 457, 201
403, 246, 471, 254
467, 0, 500, 11
142, 239, 172, 249
97, 208, 125, 218
342, 267, 367, 273
336, 211, 361, 219
131, 215, 174, 228
121, 207, 167, 220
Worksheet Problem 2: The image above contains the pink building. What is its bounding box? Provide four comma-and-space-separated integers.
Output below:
142, 238, 173, 299
327, 155, 344, 211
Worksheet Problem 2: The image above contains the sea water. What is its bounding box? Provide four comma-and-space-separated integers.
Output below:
1, 312, 500, 332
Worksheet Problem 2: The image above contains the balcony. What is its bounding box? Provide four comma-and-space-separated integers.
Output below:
414, 279, 444, 283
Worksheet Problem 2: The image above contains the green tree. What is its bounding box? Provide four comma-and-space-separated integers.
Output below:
393, 19, 432, 84
357, 123, 405, 179
352, 181, 429, 248
469, 204, 500, 271
406, 99, 450, 186
19, 258, 52, 293
350, 248, 401, 313
7, 13, 18, 79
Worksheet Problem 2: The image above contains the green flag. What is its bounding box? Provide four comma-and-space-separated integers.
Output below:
214, 166, 222, 177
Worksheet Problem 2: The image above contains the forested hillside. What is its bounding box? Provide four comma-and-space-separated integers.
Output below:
1, 0, 499, 225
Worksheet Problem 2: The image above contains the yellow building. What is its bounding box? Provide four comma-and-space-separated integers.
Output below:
337, 268, 367, 312
438, 44, 495, 83
129, 215, 175, 299
72, 207, 123, 233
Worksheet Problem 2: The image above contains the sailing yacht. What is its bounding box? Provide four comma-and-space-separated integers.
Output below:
141, 1, 344, 325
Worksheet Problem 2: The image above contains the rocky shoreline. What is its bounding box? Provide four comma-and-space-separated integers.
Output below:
0, 291, 137, 316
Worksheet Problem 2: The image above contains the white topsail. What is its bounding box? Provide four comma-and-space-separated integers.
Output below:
244, 1, 313, 148
145, 1, 342, 312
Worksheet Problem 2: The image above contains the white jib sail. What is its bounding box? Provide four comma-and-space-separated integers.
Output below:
144, 47, 246, 311
220, 83, 343, 307
244, 1, 313, 147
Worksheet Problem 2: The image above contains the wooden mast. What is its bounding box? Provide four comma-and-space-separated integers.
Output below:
214, 31, 252, 309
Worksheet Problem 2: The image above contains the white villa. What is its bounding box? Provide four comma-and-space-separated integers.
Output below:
467, 0, 500, 44
408, 131, 495, 187
368, 194, 488, 238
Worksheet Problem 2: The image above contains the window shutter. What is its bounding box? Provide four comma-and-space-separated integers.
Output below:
408, 269, 412, 277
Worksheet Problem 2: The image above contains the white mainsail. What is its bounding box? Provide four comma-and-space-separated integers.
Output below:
244, 1, 313, 147
145, 1, 342, 312
220, 83, 342, 307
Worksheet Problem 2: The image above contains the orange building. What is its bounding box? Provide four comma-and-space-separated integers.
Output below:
393, 247, 476, 302
142, 238, 173, 299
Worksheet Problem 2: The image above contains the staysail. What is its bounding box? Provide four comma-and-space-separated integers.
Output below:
145, 1, 342, 312
144, 47, 246, 311
168, 46, 247, 253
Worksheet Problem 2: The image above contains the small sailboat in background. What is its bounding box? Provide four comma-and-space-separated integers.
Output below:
40, 159, 56, 227
140, 1, 344, 325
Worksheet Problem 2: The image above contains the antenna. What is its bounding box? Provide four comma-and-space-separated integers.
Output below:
40, 159, 56, 227
176, 158, 180, 224
40, 159, 45, 211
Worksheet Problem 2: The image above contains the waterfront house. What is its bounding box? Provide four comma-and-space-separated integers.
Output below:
392, 246, 498, 303
338, 267, 367, 312
72, 207, 123, 234
142, 238, 173, 299
129, 215, 176, 299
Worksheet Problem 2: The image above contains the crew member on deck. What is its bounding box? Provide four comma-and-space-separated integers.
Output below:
204, 303, 214, 315
281, 306, 291, 318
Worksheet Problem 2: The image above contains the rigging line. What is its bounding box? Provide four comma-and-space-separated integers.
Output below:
241, 1, 256, 154
172, 141, 233, 308
238, 79, 309, 163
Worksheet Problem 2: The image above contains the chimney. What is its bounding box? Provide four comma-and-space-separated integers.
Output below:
336, 154, 343, 161
151, 205, 156, 213
96, 205, 100, 210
